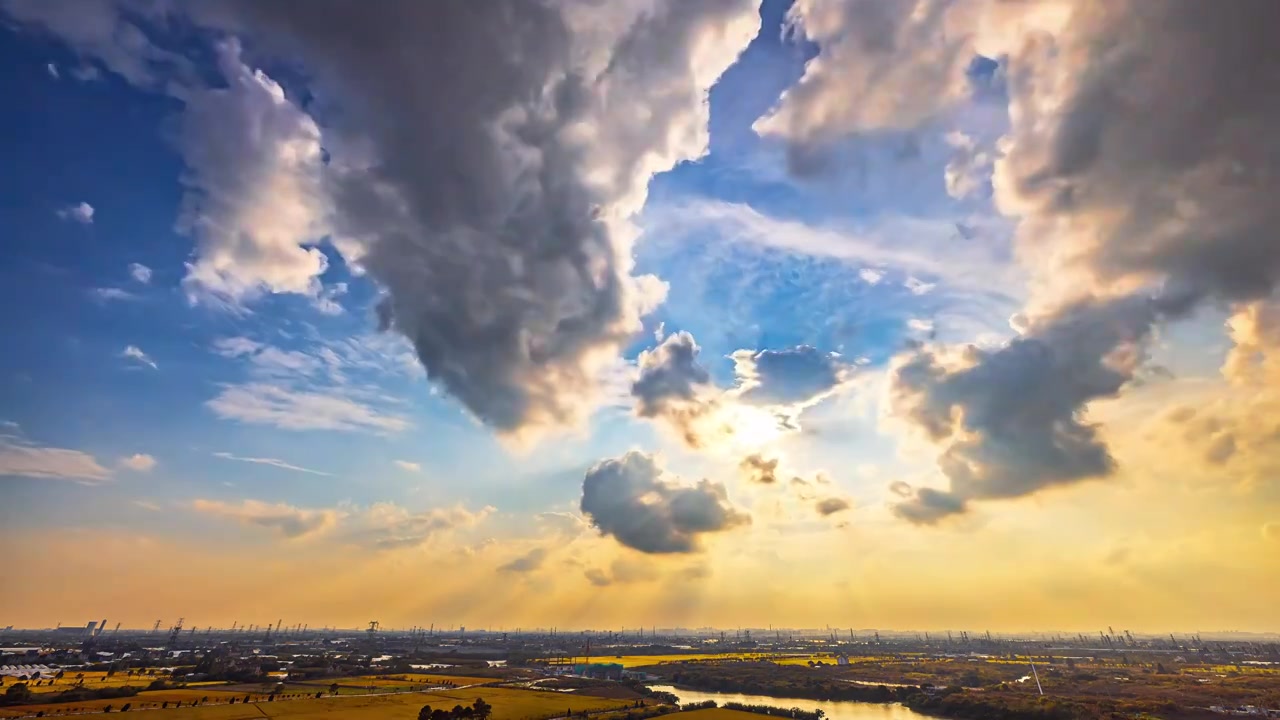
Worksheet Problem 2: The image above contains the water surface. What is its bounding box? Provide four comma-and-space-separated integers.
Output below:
651, 684, 933, 720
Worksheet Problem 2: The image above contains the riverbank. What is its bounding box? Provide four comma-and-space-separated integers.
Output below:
645, 662, 1232, 720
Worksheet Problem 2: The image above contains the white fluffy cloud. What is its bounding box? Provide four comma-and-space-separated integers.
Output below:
57, 201, 94, 224
177, 40, 330, 305
121, 345, 157, 369
393, 460, 421, 473
127, 262, 152, 284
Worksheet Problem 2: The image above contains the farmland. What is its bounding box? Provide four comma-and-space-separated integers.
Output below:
543, 654, 837, 669
0, 682, 637, 719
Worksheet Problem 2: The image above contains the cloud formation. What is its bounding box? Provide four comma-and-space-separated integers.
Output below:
57, 201, 94, 224
192, 498, 491, 548
206, 383, 408, 434
177, 39, 330, 304
632, 331, 721, 447
815, 496, 851, 516
191, 498, 339, 539
206, 0, 759, 439
121, 345, 157, 369
118, 453, 156, 472
498, 547, 548, 573
128, 262, 152, 284
581, 451, 749, 554
752, 1, 1280, 521
730, 345, 851, 406
888, 295, 1159, 522
213, 451, 330, 476
0, 434, 111, 483
739, 453, 780, 484
633, 330, 855, 449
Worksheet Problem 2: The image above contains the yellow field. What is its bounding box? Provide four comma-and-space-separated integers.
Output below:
0, 688, 243, 717
544, 653, 838, 668
7, 669, 169, 695
0, 683, 631, 720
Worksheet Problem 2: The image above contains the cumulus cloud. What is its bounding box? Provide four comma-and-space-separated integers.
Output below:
191, 498, 339, 539
393, 460, 421, 473
118, 453, 156, 472
815, 496, 851, 516
206, 382, 408, 433
581, 451, 749, 554
584, 567, 611, 586
632, 331, 721, 447
213, 451, 330, 476
127, 262, 152, 284
121, 344, 157, 369
739, 453, 780, 484
177, 39, 330, 305
0, 433, 111, 483
57, 201, 94, 224
205, 0, 759, 439
498, 547, 548, 573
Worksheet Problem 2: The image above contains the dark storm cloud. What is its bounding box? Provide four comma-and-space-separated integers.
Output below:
580, 451, 749, 554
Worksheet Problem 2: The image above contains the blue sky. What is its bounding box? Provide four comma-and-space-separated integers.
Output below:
1, 0, 950, 524
2, 0, 1276, 632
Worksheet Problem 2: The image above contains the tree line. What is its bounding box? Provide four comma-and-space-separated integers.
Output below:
419, 697, 494, 720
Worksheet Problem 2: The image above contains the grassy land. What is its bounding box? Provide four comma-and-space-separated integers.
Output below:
0, 683, 634, 719
672, 710, 777, 720
4, 670, 167, 695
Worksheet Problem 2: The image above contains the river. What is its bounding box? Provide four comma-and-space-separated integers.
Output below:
650, 685, 935, 720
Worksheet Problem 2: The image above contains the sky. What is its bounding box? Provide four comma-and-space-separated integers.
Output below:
0, 0, 1277, 634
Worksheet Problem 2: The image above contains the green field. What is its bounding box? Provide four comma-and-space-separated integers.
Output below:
0, 683, 632, 719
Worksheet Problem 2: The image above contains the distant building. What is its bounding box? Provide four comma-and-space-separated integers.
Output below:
574, 662, 624, 680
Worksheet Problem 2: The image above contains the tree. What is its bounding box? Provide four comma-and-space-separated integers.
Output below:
121, 703, 132, 712
473, 697, 493, 720
103, 704, 114, 713
5, 683, 31, 703
420, 706, 435, 720
330, 682, 340, 695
